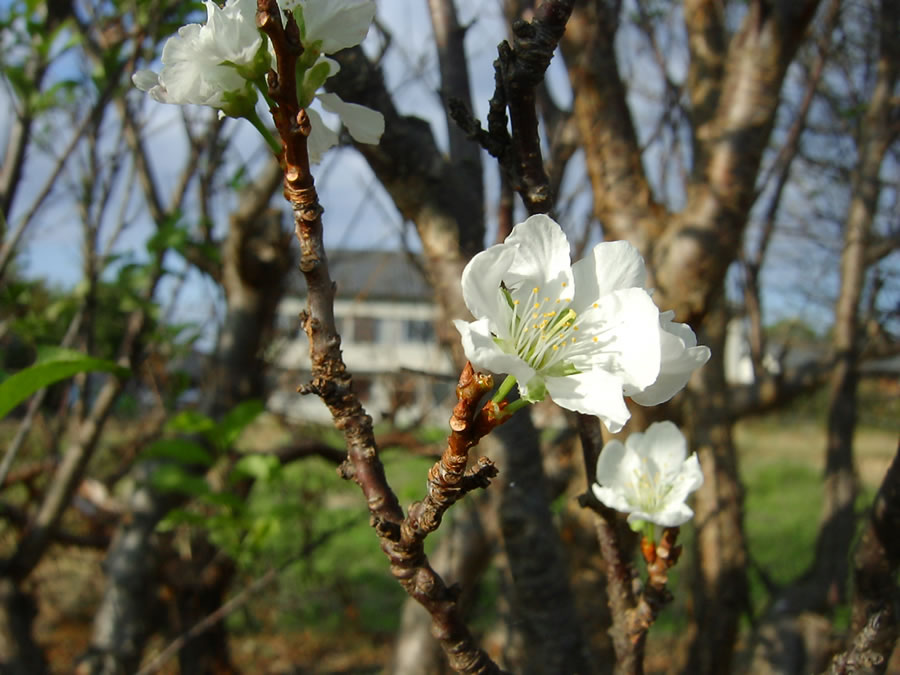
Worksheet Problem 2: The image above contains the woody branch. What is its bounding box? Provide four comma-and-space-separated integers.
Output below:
256, 2, 510, 672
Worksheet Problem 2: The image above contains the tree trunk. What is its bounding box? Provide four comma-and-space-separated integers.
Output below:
169, 538, 240, 675
741, 2, 897, 670
491, 410, 592, 675
846, 442, 900, 674
686, 296, 749, 675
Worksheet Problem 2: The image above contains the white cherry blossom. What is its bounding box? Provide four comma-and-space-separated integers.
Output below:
454, 215, 708, 431
592, 421, 703, 527
132, 0, 264, 112
455, 216, 645, 430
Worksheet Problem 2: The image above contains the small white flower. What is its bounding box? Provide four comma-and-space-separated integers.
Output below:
592, 421, 703, 527
132, 0, 264, 111
454, 214, 706, 432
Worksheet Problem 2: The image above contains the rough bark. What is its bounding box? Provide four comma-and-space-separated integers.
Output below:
0, 578, 47, 675
654, 0, 823, 323
168, 540, 240, 675
560, 1, 665, 256
427, 0, 484, 224
491, 410, 591, 675
809, 0, 898, 612
327, 46, 477, 367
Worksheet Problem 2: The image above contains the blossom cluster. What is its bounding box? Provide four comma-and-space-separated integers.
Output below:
133, 0, 384, 161
454, 214, 710, 434
454, 215, 709, 530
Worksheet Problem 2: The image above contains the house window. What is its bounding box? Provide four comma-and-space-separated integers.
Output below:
406, 319, 434, 343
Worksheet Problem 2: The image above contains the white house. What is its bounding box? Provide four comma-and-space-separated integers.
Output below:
268, 250, 455, 425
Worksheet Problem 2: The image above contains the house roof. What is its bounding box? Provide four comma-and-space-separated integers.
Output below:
288, 249, 433, 302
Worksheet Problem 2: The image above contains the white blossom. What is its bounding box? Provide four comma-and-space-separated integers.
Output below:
283, 0, 377, 54
275, 0, 384, 161
592, 421, 703, 527
132, 0, 264, 112
456, 215, 697, 431
454, 215, 709, 431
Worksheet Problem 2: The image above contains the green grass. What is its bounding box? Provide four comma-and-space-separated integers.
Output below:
239, 448, 438, 635
228, 415, 897, 644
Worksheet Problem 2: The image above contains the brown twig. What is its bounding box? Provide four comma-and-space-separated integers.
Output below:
576, 414, 680, 674
258, 3, 509, 671
449, 0, 575, 214
628, 528, 681, 642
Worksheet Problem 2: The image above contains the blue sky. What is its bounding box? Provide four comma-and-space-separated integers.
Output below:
3, 0, 896, 341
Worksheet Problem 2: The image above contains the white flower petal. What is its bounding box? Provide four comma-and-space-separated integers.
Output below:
665, 454, 704, 505
460, 245, 518, 328
317, 92, 384, 144
455, 213, 709, 433
137, 0, 261, 110
628, 312, 711, 406
575, 287, 661, 390
571, 240, 647, 312
301, 0, 376, 53
306, 107, 339, 163
132, 69, 161, 92
634, 420, 686, 474
592, 484, 634, 514
595, 439, 632, 486
631, 502, 694, 528
503, 214, 574, 292
545, 369, 630, 432
593, 421, 703, 527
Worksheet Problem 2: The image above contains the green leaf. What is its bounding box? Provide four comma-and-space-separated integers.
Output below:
200, 490, 245, 510
166, 409, 216, 436
146, 213, 188, 254
0, 348, 129, 419
214, 399, 264, 449
149, 463, 210, 497
158, 507, 208, 531
231, 454, 281, 482
143, 438, 214, 466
